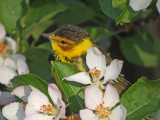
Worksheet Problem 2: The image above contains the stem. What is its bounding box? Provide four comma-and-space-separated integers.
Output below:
31, 40, 37, 47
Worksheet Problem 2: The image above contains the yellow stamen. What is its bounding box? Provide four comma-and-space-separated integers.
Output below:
40, 104, 59, 116
67, 113, 81, 120
0, 43, 8, 54
89, 67, 101, 78
95, 101, 112, 119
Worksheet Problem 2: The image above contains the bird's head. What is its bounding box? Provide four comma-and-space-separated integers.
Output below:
41, 24, 93, 61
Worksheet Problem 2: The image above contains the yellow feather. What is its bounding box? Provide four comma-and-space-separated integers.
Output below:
50, 37, 93, 62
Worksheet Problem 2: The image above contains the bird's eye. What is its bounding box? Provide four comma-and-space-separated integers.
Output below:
61, 41, 68, 44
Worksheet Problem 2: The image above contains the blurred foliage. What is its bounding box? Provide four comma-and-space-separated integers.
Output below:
24, 47, 53, 83
120, 30, 157, 67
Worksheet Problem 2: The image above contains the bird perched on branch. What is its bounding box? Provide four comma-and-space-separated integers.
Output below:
41, 24, 130, 94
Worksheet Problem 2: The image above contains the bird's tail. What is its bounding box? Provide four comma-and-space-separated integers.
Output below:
108, 74, 130, 95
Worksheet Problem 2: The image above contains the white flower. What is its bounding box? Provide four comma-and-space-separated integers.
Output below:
0, 54, 29, 86
79, 84, 127, 120
63, 47, 123, 87
24, 84, 66, 120
2, 86, 32, 120
129, 0, 160, 13
2, 85, 63, 120
0, 23, 29, 87
2, 102, 26, 120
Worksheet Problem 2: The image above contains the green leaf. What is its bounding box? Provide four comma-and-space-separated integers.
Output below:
12, 73, 49, 99
154, 38, 160, 58
31, 20, 54, 40
38, 42, 52, 52
54, 0, 95, 25
112, 0, 139, 24
24, 47, 53, 83
121, 77, 160, 120
21, 0, 67, 41
0, 0, 26, 33
120, 30, 157, 67
51, 62, 85, 114
21, 0, 67, 27
87, 0, 100, 10
22, 20, 54, 41
84, 26, 111, 42
99, 0, 122, 19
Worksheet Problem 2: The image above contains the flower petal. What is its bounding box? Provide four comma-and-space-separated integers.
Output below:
129, 0, 152, 11
0, 91, 15, 105
55, 99, 66, 120
103, 59, 123, 84
109, 105, 127, 120
13, 54, 26, 62
48, 84, 62, 105
25, 105, 38, 117
2, 102, 25, 120
4, 55, 17, 70
0, 23, 6, 43
157, 0, 160, 13
86, 47, 106, 78
85, 85, 103, 110
5, 37, 17, 53
80, 109, 98, 120
103, 84, 119, 108
0, 66, 17, 85
63, 72, 92, 85
24, 114, 53, 120
12, 86, 31, 102
17, 59, 29, 75
26, 90, 50, 116
0, 55, 4, 65
151, 109, 160, 120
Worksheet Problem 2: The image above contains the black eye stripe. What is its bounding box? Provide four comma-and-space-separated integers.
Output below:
61, 41, 68, 44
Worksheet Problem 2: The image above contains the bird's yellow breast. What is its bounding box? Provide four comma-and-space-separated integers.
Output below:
50, 37, 93, 62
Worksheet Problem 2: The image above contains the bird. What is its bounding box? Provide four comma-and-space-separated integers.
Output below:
41, 24, 130, 94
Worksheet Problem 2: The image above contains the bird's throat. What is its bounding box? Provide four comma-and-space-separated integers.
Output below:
50, 38, 93, 63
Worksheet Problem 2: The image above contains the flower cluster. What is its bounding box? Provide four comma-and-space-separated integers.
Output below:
2, 84, 66, 120
63, 47, 127, 120
0, 23, 29, 87
63, 47, 123, 89
1, 46, 127, 120
0, 23, 29, 106
80, 84, 126, 120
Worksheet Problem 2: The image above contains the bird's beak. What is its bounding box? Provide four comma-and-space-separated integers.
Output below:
40, 33, 53, 40
40, 33, 60, 43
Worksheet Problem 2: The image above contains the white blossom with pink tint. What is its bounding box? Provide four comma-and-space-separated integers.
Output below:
0, 23, 29, 87
129, 0, 160, 13
63, 47, 123, 87
2, 86, 32, 120
80, 84, 126, 120
24, 84, 66, 120
2, 102, 26, 120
